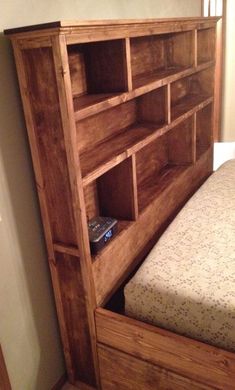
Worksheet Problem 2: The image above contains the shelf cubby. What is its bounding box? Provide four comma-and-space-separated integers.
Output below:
130, 31, 194, 89
68, 39, 129, 114
78, 87, 168, 185
197, 28, 216, 65
196, 103, 213, 160
84, 157, 138, 223
171, 66, 214, 121
136, 116, 194, 212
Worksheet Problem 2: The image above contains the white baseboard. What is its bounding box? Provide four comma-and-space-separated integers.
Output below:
213, 142, 235, 170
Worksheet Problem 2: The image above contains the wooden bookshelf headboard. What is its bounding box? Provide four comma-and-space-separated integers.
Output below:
5, 17, 218, 386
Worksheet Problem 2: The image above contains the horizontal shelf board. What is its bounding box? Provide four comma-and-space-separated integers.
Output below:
171, 94, 212, 122
132, 66, 191, 89
53, 242, 80, 257
73, 92, 123, 120
138, 164, 190, 213
81, 122, 166, 186
74, 61, 215, 121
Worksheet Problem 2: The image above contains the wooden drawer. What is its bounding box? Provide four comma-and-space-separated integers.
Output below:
96, 308, 235, 390
98, 343, 214, 390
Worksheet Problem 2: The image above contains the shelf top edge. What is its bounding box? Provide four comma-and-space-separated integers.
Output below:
4, 16, 220, 35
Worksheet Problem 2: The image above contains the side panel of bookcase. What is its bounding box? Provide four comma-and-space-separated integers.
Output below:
12, 40, 98, 387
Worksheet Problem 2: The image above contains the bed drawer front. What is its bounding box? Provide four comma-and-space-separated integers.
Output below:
96, 308, 235, 390
98, 343, 214, 390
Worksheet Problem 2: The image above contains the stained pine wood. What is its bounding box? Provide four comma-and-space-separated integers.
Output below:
98, 344, 214, 390
168, 116, 194, 165
196, 103, 213, 160
73, 61, 214, 121
96, 308, 235, 390
4, 17, 219, 35
6, 17, 219, 390
92, 148, 213, 306
0, 346, 11, 390
197, 28, 216, 65
22, 46, 77, 245
130, 31, 194, 89
55, 252, 96, 386
98, 157, 138, 221
52, 35, 100, 387
171, 66, 214, 120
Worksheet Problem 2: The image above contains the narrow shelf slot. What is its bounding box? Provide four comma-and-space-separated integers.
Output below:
196, 103, 213, 160
83, 159, 136, 257
171, 94, 211, 121
79, 88, 168, 185
138, 164, 190, 212
171, 67, 214, 121
197, 28, 216, 65
68, 39, 129, 117
136, 117, 194, 213
131, 31, 194, 89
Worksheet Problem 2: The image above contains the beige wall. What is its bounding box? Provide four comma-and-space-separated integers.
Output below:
221, 0, 235, 141
0, 1, 201, 389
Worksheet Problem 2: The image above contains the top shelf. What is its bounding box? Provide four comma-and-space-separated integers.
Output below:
69, 26, 216, 121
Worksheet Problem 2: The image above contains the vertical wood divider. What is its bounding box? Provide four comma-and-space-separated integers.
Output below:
193, 113, 197, 164
51, 35, 100, 388
131, 154, 139, 220
166, 83, 171, 124
124, 38, 133, 91
194, 29, 198, 67
11, 40, 75, 381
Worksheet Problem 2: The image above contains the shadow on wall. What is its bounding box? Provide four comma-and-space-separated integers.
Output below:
0, 33, 64, 389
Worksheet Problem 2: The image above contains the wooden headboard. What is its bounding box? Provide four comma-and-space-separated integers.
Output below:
5, 17, 218, 386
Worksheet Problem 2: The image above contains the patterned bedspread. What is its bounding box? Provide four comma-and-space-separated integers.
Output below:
125, 160, 235, 351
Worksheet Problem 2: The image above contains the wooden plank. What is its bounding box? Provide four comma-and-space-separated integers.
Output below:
53, 243, 80, 257
0, 346, 11, 390
11, 42, 75, 381
196, 103, 213, 160
98, 343, 215, 390
124, 38, 132, 91
51, 35, 99, 387
18, 36, 52, 48
192, 113, 197, 163
214, 10, 224, 141
4, 17, 220, 35
96, 308, 235, 390
92, 148, 213, 306
21, 46, 77, 245
55, 252, 96, 386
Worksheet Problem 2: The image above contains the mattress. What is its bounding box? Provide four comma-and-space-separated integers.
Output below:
125, 159, 235, 351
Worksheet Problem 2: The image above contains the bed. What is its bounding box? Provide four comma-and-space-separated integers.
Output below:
96, 160, 235, 390
125, 159, 235, 352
